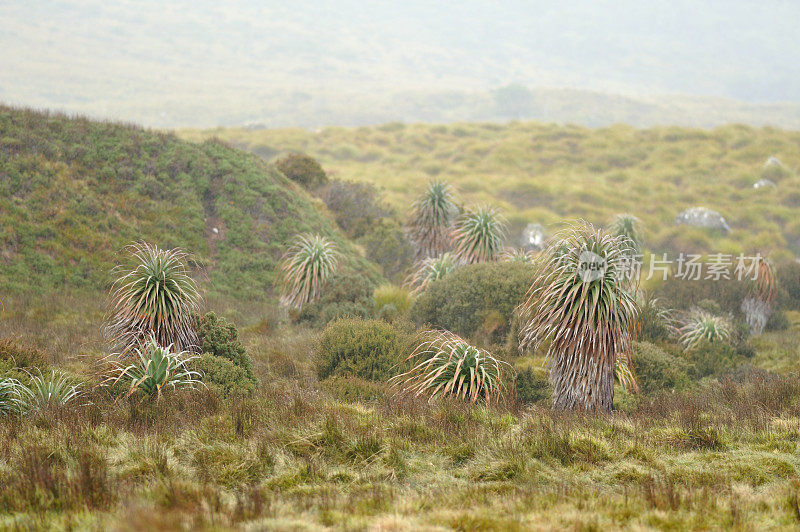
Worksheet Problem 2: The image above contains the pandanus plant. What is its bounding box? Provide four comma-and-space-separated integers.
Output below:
609, 214, 643, 255
405, 252, 458, 295
18, 370, 83, 413
741, 258, 776, 335
678, 310, 733, 349
500, 247, 537, 264
517, 222, 638, 413
277, 234, 339, 311
391, 330, 508, 403
0, 377, 26, 415
409, 181, 458, 260
104, 336, 202, 399
451, 205, 507, 264
104, 241, 201, 353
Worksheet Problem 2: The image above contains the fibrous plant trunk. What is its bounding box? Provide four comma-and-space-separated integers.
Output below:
551, 353, 615, 412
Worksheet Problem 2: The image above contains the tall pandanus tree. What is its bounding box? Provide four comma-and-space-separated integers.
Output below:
451, 205, 507, 264
409, 181, 458, 260
741, 258, 776, 335
277, 234, 339, 311
517, 223, 638, 413
104, 241, 201, 353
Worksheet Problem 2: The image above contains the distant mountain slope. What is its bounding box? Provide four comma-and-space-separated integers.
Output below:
0, 106, 378, 297
184, 121, 800, 262
2, 1, 800, 128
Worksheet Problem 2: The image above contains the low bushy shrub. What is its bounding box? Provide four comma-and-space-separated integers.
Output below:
685, 340, 752, 379
317, 318, 415, 382
656, 277, 747, 314
632, 342, 690, 394
374, 284, 411, 322
300, 270, 376, 325
514, 367, 551, 405
358, 218, 413, 281
409, 262, 536, 343
196, 353, 256, 397
320, 179, 390, 239
196, 312, 257, 394
274, 152, 328, 189
776, 260, 800, 311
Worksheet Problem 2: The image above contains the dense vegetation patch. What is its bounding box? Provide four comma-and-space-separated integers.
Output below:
0, 106, 378, 298
410, 261, 536, 343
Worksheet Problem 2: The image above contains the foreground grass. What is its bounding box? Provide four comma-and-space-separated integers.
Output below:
2, 298, 800, 530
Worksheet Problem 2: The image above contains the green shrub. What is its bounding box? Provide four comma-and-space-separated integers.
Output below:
197, 313, 254, 377
196, 312, 257, 393
358, 218, 413, 281
409, 262, 536, 343
514, 367, 551, 405
765, 310, 790, 331
196, 353, 256, 396
320, 179, 389, 239
685, 340, 751, 379
656, 277, 747, 314
374, 284, 411, 322
300, 270, 376, 325
776, 260, 800, 311
632, 342, 690, 394
317, 318, 414, 382
274, 152, 328, 189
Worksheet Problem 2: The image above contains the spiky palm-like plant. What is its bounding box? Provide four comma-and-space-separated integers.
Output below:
500, 247, 536, 264
105, 241, 201, 353
17, 370, 83, 413
277, 234, 339, 311
614, 358, 639, 393
451, 205, 507, 264
405, 252, 458, 295
409, 181, 458, 259
636, 291, 675, 342
609, 214, 643, 255
104, 336, 202, 399
391, 330, 508, 403
0, 377, 26, 415
678, 310, 733, 349
741, 259, 776, 335
517, 223, 638, 413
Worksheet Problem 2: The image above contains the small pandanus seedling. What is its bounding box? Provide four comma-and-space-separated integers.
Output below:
277, 234, 339, 311
103, 336, 202, 399
390, 330, 508, 404
500, 247, 537, 264
678, 310, 733, 349
405, 252, 458, 295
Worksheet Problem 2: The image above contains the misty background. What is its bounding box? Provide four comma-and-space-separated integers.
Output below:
2, 0, 800, 128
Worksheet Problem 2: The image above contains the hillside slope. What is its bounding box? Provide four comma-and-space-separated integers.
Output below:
183, 121, 800, 261
0, 106, 377, 298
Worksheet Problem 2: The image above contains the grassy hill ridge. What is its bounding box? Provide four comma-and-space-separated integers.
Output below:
0, 106, 378, 298
183, 120, 800, 262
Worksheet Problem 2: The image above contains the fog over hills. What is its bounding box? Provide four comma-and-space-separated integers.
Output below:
3, 0, 800, 128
